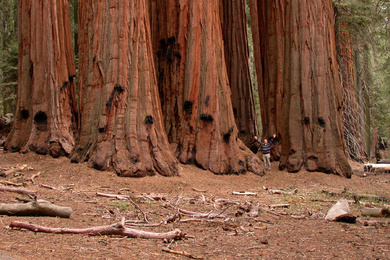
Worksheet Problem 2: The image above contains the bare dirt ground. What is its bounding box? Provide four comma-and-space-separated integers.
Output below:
0, 151, 389, 260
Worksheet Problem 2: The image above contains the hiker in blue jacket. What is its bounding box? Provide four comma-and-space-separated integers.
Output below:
255, 134, 276, 171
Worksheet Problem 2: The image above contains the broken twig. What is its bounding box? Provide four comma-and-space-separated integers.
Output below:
162, 247, 203, 259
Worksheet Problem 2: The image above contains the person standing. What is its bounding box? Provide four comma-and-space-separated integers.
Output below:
255, 134, 276, 171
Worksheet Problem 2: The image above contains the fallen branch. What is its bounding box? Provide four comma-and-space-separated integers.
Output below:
178, 218, 224, 224
96, 192, 166, 201
1, 164, 31, 177
232, 191, 256, 196
136, 194, 166, 201
192, 188, 206, 193
269, 204, 290, 208
162, 247, 203, 259
0, 200, 72, 218
361, 207, 390, 218
127, 197, 149, 223
214, 198, 240, 207
39, 184, 61, 190
96, 192, 149, 222
0, 185, 36, 196
10, 220, 184, 240
268, 188, 298, 195
0, 180, 22, 187
96, 192, 127, 200
30, 172, 41, 184
178, 208, 227, 219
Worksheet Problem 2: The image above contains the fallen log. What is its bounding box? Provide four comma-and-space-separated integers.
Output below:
0, 185, 36, 196
364, 163, 390, 173
361, 207, 390, 218
0, 200, 72, 218
10, 220, 184, 240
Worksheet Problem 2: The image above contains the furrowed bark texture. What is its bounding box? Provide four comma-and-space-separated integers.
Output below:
335, 19, 367, 162
72, 0, 178, 177
249, 0, 285, 160
5, 0, 78, 157
250, 0, 352, 177
150, 0, 263, 175
220, 0, 259, 148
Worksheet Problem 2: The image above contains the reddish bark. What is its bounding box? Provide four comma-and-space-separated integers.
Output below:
71, 0, 178, 177
250, 0, 352, 177
220, 0, 259, 148
150, 0, 263, 175
249, 0, 285, 160
5, 0, 78, 157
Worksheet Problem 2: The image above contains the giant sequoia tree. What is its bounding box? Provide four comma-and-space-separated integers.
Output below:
5, 0, 78, 157
70, 1, 178, 177
6, 0, 354, 178
250, 0, 352, 177
150, 0, 263, 175
220, 0, 259, 148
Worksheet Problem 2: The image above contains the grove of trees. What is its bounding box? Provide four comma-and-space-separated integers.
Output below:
1, 0, 389, 178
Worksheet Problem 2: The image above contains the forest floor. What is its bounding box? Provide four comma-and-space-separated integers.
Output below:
0, 151, 389, 260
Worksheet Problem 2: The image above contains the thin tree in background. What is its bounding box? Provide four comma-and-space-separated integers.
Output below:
335, 7, 367, 162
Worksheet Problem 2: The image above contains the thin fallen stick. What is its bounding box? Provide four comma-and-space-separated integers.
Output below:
269, 203, 290, 208
162, 247, 203, 259
96, 192, 128, 200
125, 222, 162, 227
96, 192, 149, 222
10, 220, 184, 240
192, 188, 206, 193
268, 188, 298, 195
39, 184, 61, 190
232, 191, 257, 196
30, 172, 41, 184
97, 192, 166, 201
0, 185, 36, 196
177, 208, 226, 219
0, 180, 22, 187
127, 197, 149, 223
179, 218, 224, 224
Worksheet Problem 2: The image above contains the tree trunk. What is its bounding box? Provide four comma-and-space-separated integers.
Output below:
150, 0, 263, 175
220, 0, 259, 149
249, 0, 285, 160
334, 17, 367, 162
250, 0, 352, 177
71, 0, 178, 177
280, 0, 351, 176
5, 0, 78, 157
